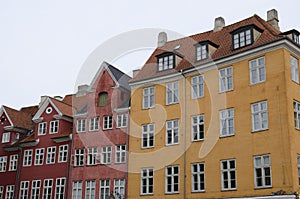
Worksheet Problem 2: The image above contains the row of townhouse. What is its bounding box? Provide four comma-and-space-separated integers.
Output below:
2, 8, 300, 199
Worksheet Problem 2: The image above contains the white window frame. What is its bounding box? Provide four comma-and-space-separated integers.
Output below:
0, 156, 7, 172
55, 178, 66, 199
140, 168, 154, 195
103, 116, 113, 130
143, 87, 155, 109
49, 120, 59, 134
100, 180, 110, 199
43, 179, 53, 199
72, 181, 82, 199
158, 55, 174, 71
233, 29, 252, 49
294, 100, 300, 130
9, 154, 18, 171
219, 108, 234, 137
166, 81, 179, 105
115, 145, 126, 164
74, 148, 85, 166
35, 148, 45, 165
254, 154, 272, 188
219, 66, 233, 93
117, 114, 128, 128
291, 56, 299, 83
38, 122, 47, 136
2, 132, 10, 143
191, 114, 205, 141
196, 44, 208, 61
249, 57, 266, 85
87, 147, 98, 166
166, 120, 179, 146
221, 159, 237, 191
19, 181, 29, 199
89, 117, 99, 132
6, 185, 14, 199
46, 146, 56, 164
85, 180, 96, 199
0, 186, 3, 199
77, 119, 86, 133
191, 75, 204, 99
251, 101, 268, 132
191, 162, 205, 192
23, 149, 33, 167
101, 146, 112, 164
113, 179, 125, 198
31, 180, 41, 199
142, 124, 154, 149
58, 145, 68, 163
165, 165, 180, 194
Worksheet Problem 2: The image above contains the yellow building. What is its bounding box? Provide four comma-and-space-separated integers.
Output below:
128, 9, 300, 199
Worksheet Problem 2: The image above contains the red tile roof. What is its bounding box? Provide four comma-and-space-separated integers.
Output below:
50, 97, 73, 118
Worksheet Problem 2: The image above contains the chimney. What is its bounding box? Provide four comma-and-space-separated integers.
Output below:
157, 32, 167, 47
214, 17, 225, 32
267, 9, 280, 30
76, 84, 89, 97
132, 69, 140, 78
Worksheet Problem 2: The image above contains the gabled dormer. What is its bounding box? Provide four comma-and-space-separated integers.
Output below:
281, 29, 300, 45
231, 25, 263, 50
156, 52, 183, 72
194, 41, 218, 62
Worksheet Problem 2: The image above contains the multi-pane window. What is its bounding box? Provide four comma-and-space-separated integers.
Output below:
115, 145, 126, 163
55, 178, 66, 199
58, 145, 68, 163
0, 186, 3, 199
74, 148, 85, 166
103, 116, 113, 130
219, 66, 233, 92
196, 44, 208, 61
158, 55, 174, 71
85, 180, 96, 199
142, 124, 154, 148
46, 146, 56, 164
141, 168, 154, 195
191, 75, 204, 99
254, 154, 272, 188
166, 81, 179, 105
9, 154, 18, 171
298, 155, 300, 186
114, 179, 125, 198
89, 117, 99, 131
143, 87, 155, 109
35, 148, 45, 165
101, 146, 112, 164
23, 149, 33, 166
191, 114, 204, 141
77, 119, 86, 133
43, 179, 53, 199
31, 180, 41, 199
50, 120, 59, 134
20, 181, 29, 199
221, 159, 236, 190
38, 122, 47, 135
1, 132, 10, 143
165, 165, 179, 194
117, 114, 128, 128
294, 101, 300, 130
192, 163, 205, 192
87, 147, 98, 166
72, 181, 82, 199
251, 101, 268, 132
219, 108, 234, 137
0, 156, 7, 172
249, 57, 266, 85
233, 29, 252, 49
166, 120, 179, 145
100, 180, 110, 199
291, 56, 299, 83
5, 185, 14, 199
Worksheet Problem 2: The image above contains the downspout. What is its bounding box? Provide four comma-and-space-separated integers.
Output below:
67, 127, 74, 199
125, 107, 130, 199
14, 146, 22, 199
181, 69, 187, 199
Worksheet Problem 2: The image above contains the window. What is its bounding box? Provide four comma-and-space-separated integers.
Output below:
221, 159, 236, 191
46, 146, 56, 164
35, 148, 45, 165
158, 54, 174, 71
249, 57, 266, 85
233, 28, 253, 49
23, 149, 33, 166
142, 124, 154, 148
98, 92, 108, 106
101, 146, 112, 164
113, 179, 125, 198
87, 147, 98, 166
291, 56, 299, 83
77, 119, 86, 133
143, 87, 155, 109
38, 122, 47, 135
117, 114, 127, 128
251, 101, 268, 132
9, 154, 18, 171
195, 44, 208, 61
0, 156, 7, 172
0, 186, 3, 199
191, 75, 204, 99
254, 154, 272, 188
219, 66, 233, 92
166, 81, 179, 105
72, 181, 82, 199
1, 132, 10, 143
192, 163, 205, 192
103, 116, 113, 130
43, 179, 53, 199
220, 108, 234, 137
31, 180, 41, 199
141, 168, 154, 195
89, 117, 99, 131
20, 181, 29, 199
85, 180, 96, 199
165, 165, 179, 194
298, 155, 300, 186
55, 178, 66, 199
100, 180, 110, 199
294, 101, 300, 130
50, 120, 59, 134
74, 148, 85, 166
191, 114, 204, 141
115, 145, 126, 163
166, 120, 179, 146
58, 145, 68, 163
5, 185, 14, 199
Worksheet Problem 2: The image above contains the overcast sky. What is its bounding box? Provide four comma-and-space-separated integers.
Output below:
0, 0, 299, 109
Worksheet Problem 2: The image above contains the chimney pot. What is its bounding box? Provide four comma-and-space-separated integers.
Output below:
267, 9, 280, 30
214, 17, 225, 32
157, 32, 167, 47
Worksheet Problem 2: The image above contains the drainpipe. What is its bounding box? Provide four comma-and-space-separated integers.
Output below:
14, 146, 22, 199
67, 127, 74, 199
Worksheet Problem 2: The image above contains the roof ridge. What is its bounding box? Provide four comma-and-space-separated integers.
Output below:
252, 14, 282, 37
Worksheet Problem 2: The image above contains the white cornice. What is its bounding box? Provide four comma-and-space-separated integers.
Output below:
53, 114, 73, 122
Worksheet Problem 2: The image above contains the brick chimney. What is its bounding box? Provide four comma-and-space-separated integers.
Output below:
267, 9, 280, 30
214, 17, 225, 32
76, 84, 89, 97
157, 32, 167, 47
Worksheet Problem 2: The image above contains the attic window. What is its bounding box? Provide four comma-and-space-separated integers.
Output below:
195, 44, 208, 61
157, 53, 175, 71
292, 32, 299, 44
98, 92, 108, 106
233, 29, 253, 49
1, 117, 5, 123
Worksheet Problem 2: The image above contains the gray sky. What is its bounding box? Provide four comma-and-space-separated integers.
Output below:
0, 0, 298, 109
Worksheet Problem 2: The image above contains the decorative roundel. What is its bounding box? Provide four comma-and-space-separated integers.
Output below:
46, 107, 53, 114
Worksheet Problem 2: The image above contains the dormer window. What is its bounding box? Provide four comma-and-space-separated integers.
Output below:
282, 30, 300, 45
231, 25, 263, 50
2, 132, 10, 143
293, 33, 299, 44
195, 44, 208, 61
157, 53, 175, 71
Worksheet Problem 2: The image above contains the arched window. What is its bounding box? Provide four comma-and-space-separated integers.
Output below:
98, 92, 108, 106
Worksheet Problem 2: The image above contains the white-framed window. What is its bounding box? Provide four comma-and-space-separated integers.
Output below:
0, 186, 3, 199
1, 132, 10, 143
291, 56, 299, 83
77, 119, 86, 133
58, 145, 68, 163
115, 145, 126, 164
251, 101, 268, 132
0, 156, 7, 172
192, 163, 205, 192
101, 146, 112, 164
74, 148, 85, 166
20, 181, 29, 199
6, 185, 14, 199
31, 180, 41, 199
298, 155, 300, 186
117, 114, 128, 128
295, 101, 300, 130
38, 122, 47, 135
191, 114, 204, 141
191, 75, 204, 99
249, 57, 266, 85
158, 55, 174, 71
196, 44, 208, 61
100, 180, 110, 199
166, 120, 179, 146
85, 180, 96, 199
72, 181, 82, 199
141, 168, 154, 195
219, 66, 233, 92
143, 87, 155, 109
46, 146, 56, 164
35, 148, 45, 165
254, 154, 272, 188
50, 120, 59, 134
166, 81, 179, 105
220, 108, 234, 137
43, 179, 53, 199
87, 147, 98, 166
89, 117, 99, 131
165, 165, 179, 194
55, 178, 66, 199
103, 116, 113, 130
142, 124, 154, 149
23, 149, 33, 166
9, 154, 18, 171
113, 179, 125, 198
221, 159, 236, 191
233, 28, 252, 49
